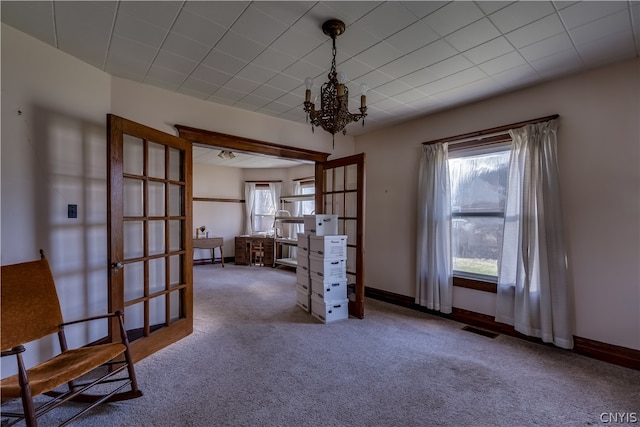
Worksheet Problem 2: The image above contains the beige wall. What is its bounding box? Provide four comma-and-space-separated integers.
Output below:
355, 58, 640, 350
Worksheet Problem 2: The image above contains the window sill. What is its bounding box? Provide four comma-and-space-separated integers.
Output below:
453, 276, 497, 293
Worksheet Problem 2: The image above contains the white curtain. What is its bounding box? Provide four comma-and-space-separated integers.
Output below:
292, 181, 304, 236
268, 182, 282, 236
244, 182, 256, 235
496, 119, 573, 349
416, 143, 453, 313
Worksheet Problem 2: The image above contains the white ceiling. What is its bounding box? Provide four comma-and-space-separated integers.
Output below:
2, 1, 639, 166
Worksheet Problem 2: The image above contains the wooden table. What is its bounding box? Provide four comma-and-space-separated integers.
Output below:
193, 237, 224, 267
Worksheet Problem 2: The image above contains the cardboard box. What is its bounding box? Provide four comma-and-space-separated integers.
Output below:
296, 285, 311, 312
303, 214, 338, 236
311, 276, 347, 302
296, 265, 310, 289
309, 235, 347, 258
310, 294, 348, 323
309, 255, 346, 281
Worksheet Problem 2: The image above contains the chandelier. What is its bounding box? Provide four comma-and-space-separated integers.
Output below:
303, 19, 368, 145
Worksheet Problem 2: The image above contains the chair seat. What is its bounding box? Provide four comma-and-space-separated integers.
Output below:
1, 343, 125, 401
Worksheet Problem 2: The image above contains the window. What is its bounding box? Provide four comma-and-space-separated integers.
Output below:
300, 182, 315, 215
252, 186, 276, 232
449, 145, 510, 281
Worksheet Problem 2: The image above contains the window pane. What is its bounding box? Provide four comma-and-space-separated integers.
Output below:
254, 189, 275, 215
452, 216, 503, 277
449, 151, 510, 213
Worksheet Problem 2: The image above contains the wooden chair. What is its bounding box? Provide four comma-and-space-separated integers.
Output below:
1, 250, 142, 427
250, 240, 264, 266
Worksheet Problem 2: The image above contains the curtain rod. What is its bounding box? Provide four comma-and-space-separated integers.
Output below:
293, 176, 315, 182
422, 114, 559, 146
245, 180, 283, 184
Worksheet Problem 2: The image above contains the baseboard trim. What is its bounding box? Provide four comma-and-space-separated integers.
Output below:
365, 286, 639, 371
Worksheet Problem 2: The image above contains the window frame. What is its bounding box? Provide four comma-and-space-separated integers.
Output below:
448, 140, 511, 293
252, 184, 277, 233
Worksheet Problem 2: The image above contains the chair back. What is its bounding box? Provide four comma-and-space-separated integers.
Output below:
1, 256, 63, 351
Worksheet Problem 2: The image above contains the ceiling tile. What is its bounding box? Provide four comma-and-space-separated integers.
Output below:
530, 49, 583, 78
201, 49, 248, 76
331, 22, 378, 57
336, 58, 376, 81
145, 64, 186, 89
424, 2, 485, 36
180, 76, 219, 97
374, 79, 413, 97
252, 47, 298, 73
400, 1, 448, 19
323, 1, 383, 23
355, 2, 418, 40
231, 5, 288, 45
171, 9, 226, 46
360, 69, 399, 89
479, 51, 527, 75
282, 60, 325, 82
419, 67, 488, 95
489, 1, 556, 34
154, 50, 198, 75
475, 1, 515, 15
355, 42, 405, 69
558, 1, 629, 29
211, 86, 246, 103
505, 14, 566, 49
569, 10, 632, 46
250, 84, 288, 101
266, 73, 303, 92
235, 63, 279, 84
428, 55, 474, 78
114, 12, 167, 49
490, 63, 539, 88
519, 33, 574, 62
190, 64, 233, 87
118, 1, 182, 29
235, 93, 271, 110
269, 27, 324, 59
162, 32, 211, 62
385, 21, 440, 55
398, 67, 440, 89
576, 31, 637, 67
215, 31, 266, 62
463, 37, 515, 65
1, 1, 55, 46
445, 18, 501, 52
251, 1, 314, 26
378, 40, 458, 77
183, 1, 249, 28
108, 34, 157, 65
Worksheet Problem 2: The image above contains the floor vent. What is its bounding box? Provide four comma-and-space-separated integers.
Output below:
462, 325, 499, 339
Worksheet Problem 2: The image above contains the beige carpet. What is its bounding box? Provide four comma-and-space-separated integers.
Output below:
5, 263, 639, 426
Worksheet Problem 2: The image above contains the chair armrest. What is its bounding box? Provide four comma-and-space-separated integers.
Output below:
1, 345, 26, 357
60, 310, 124, 328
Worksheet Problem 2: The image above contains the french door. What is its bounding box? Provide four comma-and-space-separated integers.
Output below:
107, 114, 193, 362
315, 154, 366, 318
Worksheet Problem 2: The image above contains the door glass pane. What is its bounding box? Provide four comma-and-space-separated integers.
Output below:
168, 147, 181, 181
149, 220, 165, 256
347, 246, 357, 272
123, 135, 143, 175
345, 220, 356, 246
346, 164, 357, 190
148, 142, 165, 179
124, 221, 144, 259
346, 192, 357, 217
123, 178, 143, 217
123, 261, 144, 301
149, 294, 167, 326
324, 169, 332, 192
334, 167, 345, 191
169, 184, 183, 216
148, 181, 165, 216
169, 220, 183, 252
169, 255, 182, 287
149, 257, 166, 294
323, 194, 333, 215
125, 301, 144, 332
170, 289, 183, 322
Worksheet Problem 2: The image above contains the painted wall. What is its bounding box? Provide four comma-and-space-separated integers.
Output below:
356, 58, 640, 350
1, 24, 113, 375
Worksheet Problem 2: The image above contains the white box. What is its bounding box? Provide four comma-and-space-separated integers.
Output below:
311, 276, 347, 302
309, 255, 346, 281
303, 215, 338, 236
296, 265, 310, 288
297, 233, 310, 251
310, 294, 348, 323
296, 252, 309, 269
309, 235, 347, 258
296, 285, 310, 312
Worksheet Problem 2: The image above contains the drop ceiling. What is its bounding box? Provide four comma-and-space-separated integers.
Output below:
2, 1, 638, 140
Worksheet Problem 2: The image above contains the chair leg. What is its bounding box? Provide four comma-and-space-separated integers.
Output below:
17, 354, 37, 427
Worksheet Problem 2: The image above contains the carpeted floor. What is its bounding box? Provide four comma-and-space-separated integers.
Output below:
5, 263, 639, 426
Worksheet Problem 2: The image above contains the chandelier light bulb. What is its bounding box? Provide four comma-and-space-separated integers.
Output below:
360, 83, 369, 95
336, 71, 347, 84
304, 77, 314, 90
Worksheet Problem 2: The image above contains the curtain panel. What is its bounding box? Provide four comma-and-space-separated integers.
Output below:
416, 143, 453, 313
496, 119, 573, 349
244, 183, 256, 235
